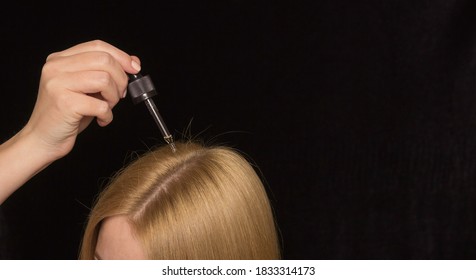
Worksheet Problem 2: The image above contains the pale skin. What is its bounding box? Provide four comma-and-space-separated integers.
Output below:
95, 215, 146, 259
0, 40, 141, 204
0, 40, 145, 259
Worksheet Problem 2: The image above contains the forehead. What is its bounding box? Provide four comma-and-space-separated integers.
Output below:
95, 215, 146, 260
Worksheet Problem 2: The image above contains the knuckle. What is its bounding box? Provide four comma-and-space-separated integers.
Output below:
95, 52, 115, 67
41, 60, 57, 77
97, 101, 110, 115
93, 71, 113, 87
90, 39, 106, 49
46, 52, 59, 62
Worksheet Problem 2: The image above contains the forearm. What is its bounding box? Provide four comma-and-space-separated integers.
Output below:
0, 40, 141, 205
0, 128, 55, 204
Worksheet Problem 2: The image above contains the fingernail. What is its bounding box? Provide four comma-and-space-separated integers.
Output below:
131, 60, 141, 72
123, 89, 127, 98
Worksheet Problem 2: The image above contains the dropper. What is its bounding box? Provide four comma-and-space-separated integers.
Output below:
127, 73, 177, 152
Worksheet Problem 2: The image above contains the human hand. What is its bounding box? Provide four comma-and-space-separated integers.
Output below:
22, 40, 141, 161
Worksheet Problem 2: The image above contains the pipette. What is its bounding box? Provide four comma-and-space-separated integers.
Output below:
127, 73, 177, 152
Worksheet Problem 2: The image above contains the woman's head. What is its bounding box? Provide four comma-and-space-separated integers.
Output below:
80, 141, 280, 259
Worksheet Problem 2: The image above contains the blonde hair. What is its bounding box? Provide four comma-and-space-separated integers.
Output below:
80, 141, 280, 259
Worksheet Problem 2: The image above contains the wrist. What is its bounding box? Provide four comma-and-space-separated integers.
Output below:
0, 130, 52, 203
19, 123, 70, 163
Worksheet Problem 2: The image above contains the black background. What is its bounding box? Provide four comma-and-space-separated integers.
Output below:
1, 0, 476, 259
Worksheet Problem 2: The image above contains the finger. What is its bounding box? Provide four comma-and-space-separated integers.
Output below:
47, 39, 141, 74
131, 55, 141, 68
78, 116, 95, 132
44, 52, 128, 99
63, 92, 113, 127
48, 71, 121, 109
